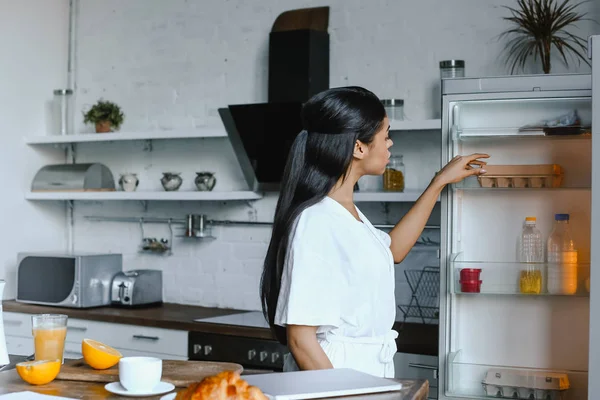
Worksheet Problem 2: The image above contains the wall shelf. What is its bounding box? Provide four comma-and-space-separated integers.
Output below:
354, 190, 428, 202
24, 191, 262, 201
24, 128, 227, 145
389, 119, 441, 131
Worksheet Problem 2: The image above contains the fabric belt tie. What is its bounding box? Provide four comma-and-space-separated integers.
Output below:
320, 330, 398, 364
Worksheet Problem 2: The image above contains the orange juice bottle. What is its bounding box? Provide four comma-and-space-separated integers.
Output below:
32, 314, 68, 363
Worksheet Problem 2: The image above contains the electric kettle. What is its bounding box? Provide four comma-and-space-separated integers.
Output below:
0, 280, 9, 365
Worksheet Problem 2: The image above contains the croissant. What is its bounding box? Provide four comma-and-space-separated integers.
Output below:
175, 370, 268, 400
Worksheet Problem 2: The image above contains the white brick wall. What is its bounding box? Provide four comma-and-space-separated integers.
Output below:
69, 0, 599, 312
0, 0, 70, 299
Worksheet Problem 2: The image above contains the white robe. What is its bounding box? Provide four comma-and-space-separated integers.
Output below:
274, 196, 397, 378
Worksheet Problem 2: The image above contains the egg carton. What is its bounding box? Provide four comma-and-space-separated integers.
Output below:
482, 384, 566, 399
482, 368, 569, 400
476, 164, 564, 189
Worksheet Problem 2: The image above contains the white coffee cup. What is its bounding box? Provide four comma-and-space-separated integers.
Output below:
119, 356, 162, 392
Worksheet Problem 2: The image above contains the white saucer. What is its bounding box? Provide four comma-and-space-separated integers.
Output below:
104, 381, 175, 397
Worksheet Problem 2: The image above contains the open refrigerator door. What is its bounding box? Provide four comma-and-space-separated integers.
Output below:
588, 34, 600, 399
438, 72, 593, 399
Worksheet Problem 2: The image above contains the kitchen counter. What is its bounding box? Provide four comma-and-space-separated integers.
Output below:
0, 369, 429, 399
2, 301, 437, 355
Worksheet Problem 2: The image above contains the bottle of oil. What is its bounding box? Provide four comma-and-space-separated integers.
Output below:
519, 216, 543, 294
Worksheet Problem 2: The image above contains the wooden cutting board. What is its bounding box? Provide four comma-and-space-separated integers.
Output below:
56, 358, 243, 387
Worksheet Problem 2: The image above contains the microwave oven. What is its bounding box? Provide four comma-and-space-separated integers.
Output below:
16, 252, 122, 308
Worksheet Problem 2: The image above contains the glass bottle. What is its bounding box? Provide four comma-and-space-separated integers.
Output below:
383, 155, 405, 192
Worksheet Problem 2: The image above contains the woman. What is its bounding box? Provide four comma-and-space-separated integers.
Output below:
260, 86, 488, 378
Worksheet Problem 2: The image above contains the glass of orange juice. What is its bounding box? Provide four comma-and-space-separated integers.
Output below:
32, 314, 68, 363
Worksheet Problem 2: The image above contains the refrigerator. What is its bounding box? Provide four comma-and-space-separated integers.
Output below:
436, 34, 599, 399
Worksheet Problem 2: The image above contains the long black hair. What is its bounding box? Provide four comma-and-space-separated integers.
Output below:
260, 86, 386, 345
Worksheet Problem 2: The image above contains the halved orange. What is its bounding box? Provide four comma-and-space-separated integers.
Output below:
82, 338, 122, 370
16, 359, 61, 385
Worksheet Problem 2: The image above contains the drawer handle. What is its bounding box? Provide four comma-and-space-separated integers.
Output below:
132, 335, 159, 341
408, 363, 437, 370
409, 363, 438, 380
67, 326, 88, 332
4, 320, 23, 326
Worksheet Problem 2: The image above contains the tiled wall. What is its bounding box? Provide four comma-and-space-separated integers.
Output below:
68, 0, 598, 313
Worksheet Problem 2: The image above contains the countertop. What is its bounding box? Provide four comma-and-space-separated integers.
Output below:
2, 301, 438, 355
0, 369, 429, 400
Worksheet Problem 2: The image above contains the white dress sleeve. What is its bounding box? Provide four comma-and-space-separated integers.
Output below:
375, 228, 392, 247
274, 213, 344, 331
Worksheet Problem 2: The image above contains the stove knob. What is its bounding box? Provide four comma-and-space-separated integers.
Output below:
259, 351, 268, 362
204, 345, 212, 356
271, 352, 280, 363
247, 349, 256, 360
193, 344, 202, 355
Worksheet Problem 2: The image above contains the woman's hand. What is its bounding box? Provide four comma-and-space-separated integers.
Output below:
432, 153, 490, 188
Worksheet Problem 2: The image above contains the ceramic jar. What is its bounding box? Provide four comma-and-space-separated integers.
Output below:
119, 173, 139, 192
161, 172, 183, 191
195, 172, 216, 191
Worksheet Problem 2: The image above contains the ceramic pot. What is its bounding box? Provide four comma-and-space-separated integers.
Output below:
161, 173, 182, 191
119, 173, 139, 192
195, 172, 216, 191
95, 120, 112, 133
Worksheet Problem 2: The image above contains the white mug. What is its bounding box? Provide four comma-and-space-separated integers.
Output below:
119, 356, 162, 392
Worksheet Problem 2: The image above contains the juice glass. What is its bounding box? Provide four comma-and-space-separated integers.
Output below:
32, 314, 68, 363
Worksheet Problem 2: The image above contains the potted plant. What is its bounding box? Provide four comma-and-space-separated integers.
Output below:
498, 0, 593, 74
83, 99, 125, 133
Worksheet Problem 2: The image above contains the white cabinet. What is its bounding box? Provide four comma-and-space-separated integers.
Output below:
2, 312, 188, 360
394, 352, 438, 399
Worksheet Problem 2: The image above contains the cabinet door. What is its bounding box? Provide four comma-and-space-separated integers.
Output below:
3, 312, 32, 338
3, 312, 188, 359
5, 336, 33, 357
66, 318, 188, 358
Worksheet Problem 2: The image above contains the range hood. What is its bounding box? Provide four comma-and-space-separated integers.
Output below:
219, 7, 330, 192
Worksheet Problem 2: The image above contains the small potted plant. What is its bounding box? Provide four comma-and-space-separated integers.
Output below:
83, 99, 125, 133
498, 0, 593, 74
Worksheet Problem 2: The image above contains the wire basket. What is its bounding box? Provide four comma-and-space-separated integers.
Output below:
398, 266, 440, 324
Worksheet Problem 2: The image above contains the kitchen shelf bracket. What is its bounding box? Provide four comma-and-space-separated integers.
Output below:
64, 143, 76, 164
143, 139, 153, 152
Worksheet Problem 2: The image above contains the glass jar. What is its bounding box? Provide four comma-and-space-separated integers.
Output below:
383, 155, 405, 192
53, 89, 73, 135
381, 99, 404, 120
440, 60, 465, 79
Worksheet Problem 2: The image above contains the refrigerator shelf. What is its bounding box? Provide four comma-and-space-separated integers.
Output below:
446, 351, 588, 400
455, 127, 591, 141
452, 176, 590, 190
452, 261, 590, 297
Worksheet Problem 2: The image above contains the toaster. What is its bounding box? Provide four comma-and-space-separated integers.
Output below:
111, 269, 163, 307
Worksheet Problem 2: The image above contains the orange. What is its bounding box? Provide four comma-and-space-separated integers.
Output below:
82, 338, 122, 370
16, 359, 61, 385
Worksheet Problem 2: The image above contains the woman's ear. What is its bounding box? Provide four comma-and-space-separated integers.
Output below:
353, 140, 367, 159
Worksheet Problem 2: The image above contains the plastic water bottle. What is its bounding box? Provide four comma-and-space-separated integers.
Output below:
519, 217, 543, 294
547, 213, 578, 295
